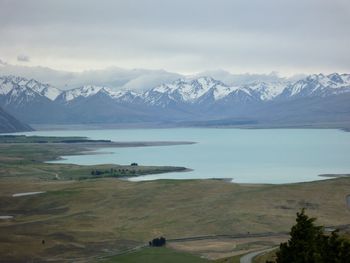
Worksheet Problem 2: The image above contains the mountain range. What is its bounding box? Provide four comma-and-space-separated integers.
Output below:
0, 73, 350, 128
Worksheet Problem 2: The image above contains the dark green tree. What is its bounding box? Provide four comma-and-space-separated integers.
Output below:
274, 209, 350, 263
276, 209, 323, 263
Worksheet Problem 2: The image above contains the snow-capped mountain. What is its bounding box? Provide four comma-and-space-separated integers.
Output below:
24, 79, 61, 100
4, 85, 41, 106
105, 89, 141, 103
0, 76, 61, 101
245, 81, 287, 101
279, 73, 350, 99
56, 85, 103, 102
143, 77, 236, 106
56, 85, 141, 104
0, 76, 55, 109
1, 73, 350, 126
0, 78, 61, 124
3, 74, 348, 106
141, 77, 289, 107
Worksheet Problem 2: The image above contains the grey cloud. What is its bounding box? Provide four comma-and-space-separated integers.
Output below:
2, 0, 349, 37
0, 61, 303, 91
0, 0, 349, 74
17, 54, 30, 62
0, 58, 7, 65
0, 62, 181, 90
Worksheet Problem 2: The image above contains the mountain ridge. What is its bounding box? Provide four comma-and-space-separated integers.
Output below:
0, 73, 349, 127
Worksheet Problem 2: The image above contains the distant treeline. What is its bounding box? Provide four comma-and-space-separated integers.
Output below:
91, 168, 138, 176
91, 166, 141, 176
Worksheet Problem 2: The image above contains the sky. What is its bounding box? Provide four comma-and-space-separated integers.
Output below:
0, 0, 350, 76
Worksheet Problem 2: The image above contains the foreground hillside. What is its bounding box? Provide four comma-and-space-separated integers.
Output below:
0, 106, 33, 133
1, 73, 350, 128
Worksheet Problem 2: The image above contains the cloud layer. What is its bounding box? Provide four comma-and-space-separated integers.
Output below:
17, 54, 30, 62
0, 0, 349, 74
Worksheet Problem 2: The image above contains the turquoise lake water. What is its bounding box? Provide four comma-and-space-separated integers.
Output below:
18, 128, 350, 184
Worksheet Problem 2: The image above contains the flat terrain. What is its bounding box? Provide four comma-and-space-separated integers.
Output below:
168, 236, 286, 260
0, 136, 350, 262
102, 247, 210, 263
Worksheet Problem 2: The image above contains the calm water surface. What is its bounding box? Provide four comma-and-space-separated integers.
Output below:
19, 128, 350, 184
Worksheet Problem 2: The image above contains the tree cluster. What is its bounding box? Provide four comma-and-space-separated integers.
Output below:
90, 168, 137, 177
271, 209, 350, 263
149, 237, 166, 247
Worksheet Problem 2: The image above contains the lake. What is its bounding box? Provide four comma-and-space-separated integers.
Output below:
19, 128, 350, 184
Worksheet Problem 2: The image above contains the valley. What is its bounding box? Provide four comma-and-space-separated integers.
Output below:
0, 134, 350, 262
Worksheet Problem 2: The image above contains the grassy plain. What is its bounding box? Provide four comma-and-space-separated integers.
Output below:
0, 136, 350, 262
103, 246, 243, 263
0, 136, 189, 181
102, 247, 210, 263
168, 236, 286, 260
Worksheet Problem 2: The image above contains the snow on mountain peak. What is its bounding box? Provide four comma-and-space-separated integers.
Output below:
101, 88, 139, 100
149, 76, 233, 103
0, 77, 14, 95
1, 73, 350, 107
280, 73, 350, 98
62, 85, 104, 101
0, 75, 62, 100
246, 81, 287, 100
328, 73, 342, 83
26, 79, 61, 100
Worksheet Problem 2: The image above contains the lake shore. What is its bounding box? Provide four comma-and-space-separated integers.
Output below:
0, 135, 193, 181
319, 173, 350, 178
30, 122, 350, 132
10, 128, 350, 184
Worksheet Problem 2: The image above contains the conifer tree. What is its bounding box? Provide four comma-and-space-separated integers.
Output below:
274, 209, 350, 263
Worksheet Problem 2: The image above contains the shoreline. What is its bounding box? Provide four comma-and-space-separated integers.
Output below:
28, 123, 350, 132
318, 173, 350, 178
50, 142, 350, 185
2, 134, 350, 185
46, 140, 196, 162
120, 168, 194, 181
0, 136, 194, 182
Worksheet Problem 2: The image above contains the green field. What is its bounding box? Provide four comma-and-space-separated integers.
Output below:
102, 247, 243, 263
103, 247, 210, 263
0, 136, 350, 262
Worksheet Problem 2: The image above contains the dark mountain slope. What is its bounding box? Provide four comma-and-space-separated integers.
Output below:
0, 106, 33, 133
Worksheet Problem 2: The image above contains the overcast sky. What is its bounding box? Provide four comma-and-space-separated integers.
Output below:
0, 0, 349, 75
